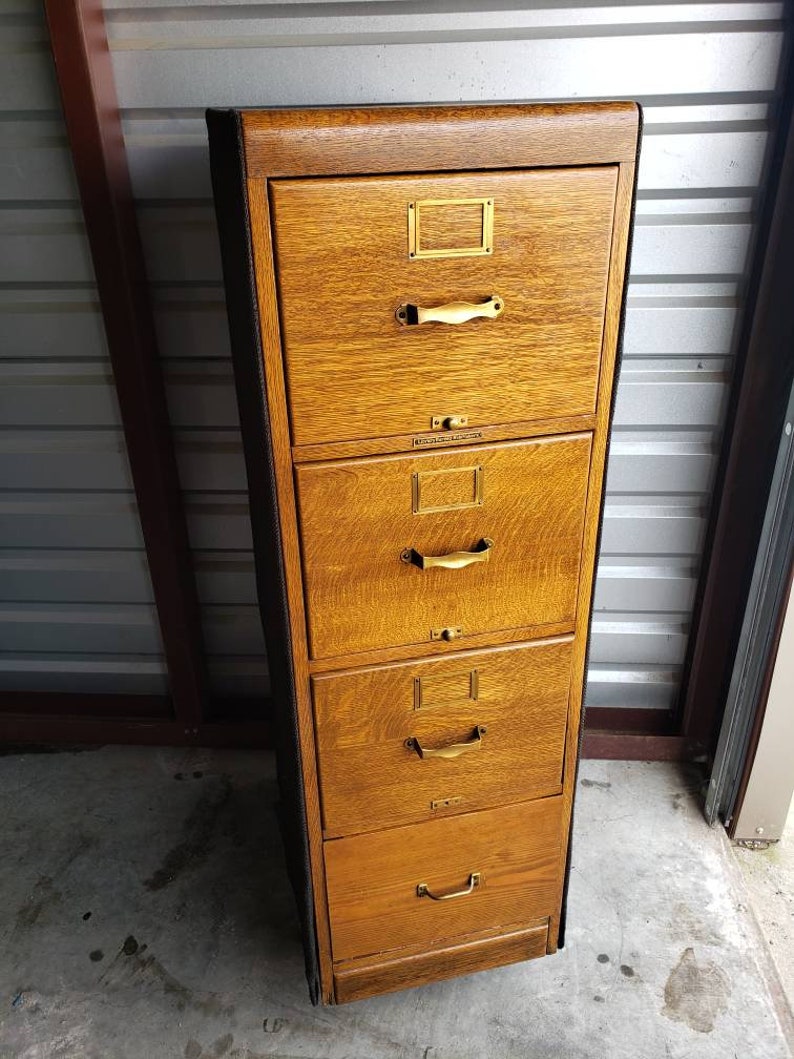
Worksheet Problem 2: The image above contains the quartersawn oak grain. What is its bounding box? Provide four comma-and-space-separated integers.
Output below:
324, 797, 563, 963
242, 102, 640, 178
314, 637, 573, 837
296, 434, 592, 659
271, 168, 617, 446
333, 922, 549, 1003
291, 411, 597, 464
228, 101, 640, 1003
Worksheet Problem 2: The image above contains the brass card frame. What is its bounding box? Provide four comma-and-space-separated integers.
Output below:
408, 197, 494, 260
412, 465, 484, 515
414, 668, 480, 710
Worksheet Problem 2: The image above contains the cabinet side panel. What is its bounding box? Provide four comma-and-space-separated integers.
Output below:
206, 108, 321, 1003
557, 108, 643, 949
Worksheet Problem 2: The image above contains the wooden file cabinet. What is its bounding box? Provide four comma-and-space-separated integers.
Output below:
207, 102, 640, 1005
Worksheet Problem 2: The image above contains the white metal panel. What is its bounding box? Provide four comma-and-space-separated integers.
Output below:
0, 2, 164, 696
103, 0, 785, 708
6, 0, 779, 708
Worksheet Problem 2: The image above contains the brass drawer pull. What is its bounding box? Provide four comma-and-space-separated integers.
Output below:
395, 295, 504, 327
417, 872, 481, 901
401, 537, 493, 571
405, 725, 486, 760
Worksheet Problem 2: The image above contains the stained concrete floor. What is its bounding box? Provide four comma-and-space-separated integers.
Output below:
734, 800, 794, 1011
0, 750, 792, 1059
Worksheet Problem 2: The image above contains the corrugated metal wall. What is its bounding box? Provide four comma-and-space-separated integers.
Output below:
0, 2, 165, 694
3, 1, 786, 718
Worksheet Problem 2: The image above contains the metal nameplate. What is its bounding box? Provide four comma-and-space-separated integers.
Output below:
412, 430, 483, 449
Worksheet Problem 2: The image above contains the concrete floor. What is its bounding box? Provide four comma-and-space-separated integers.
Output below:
0, 750, 792, 1059
734, 800, 794, 1013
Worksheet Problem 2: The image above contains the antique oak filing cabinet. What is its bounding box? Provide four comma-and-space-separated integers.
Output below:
207, 103, 641, 1004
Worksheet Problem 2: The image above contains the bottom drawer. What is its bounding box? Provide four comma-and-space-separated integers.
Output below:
324, 797, 563, 964
334, 922, 549, 1003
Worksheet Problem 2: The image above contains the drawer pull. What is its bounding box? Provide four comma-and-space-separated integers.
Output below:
401, 537, 493, 571
395, 295, 504, 327
417, 872, 481, 901
405, 725, 486, 760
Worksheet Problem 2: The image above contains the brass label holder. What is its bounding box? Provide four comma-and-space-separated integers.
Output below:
412, 465, 484, 515
414, 668, 479, 710
408, 198, 494, 260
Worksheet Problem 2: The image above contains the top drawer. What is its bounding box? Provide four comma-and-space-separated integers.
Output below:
270, 168, 617, 447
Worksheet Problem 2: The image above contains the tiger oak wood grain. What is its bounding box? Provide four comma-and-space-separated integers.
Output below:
306, 617, 576, 674
290, 412, 597, 464
224, 101, 639, 1003
333, 922, 549, 1003
314, 637, 573, 837
296, 434, 592, 659
241, 102, 640, 178
323, 797, 563, 963
271, 168, 617, 446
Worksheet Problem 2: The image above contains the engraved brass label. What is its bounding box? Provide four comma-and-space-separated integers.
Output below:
408, 198, 494, 260
412, 430, 483, 449
412, 465, 484, 514
414, 668, 479, 710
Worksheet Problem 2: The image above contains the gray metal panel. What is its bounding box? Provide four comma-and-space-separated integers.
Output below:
103, 0, 785, 707
3, 1, 780, 706
0, 3, 164, 697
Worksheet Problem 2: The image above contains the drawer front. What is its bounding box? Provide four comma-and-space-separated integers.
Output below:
296, 434, 591, 659
314, 638, 572, 837
271, 168, 617, 447
334, 924, 549, 1003
324, 797, 563, 962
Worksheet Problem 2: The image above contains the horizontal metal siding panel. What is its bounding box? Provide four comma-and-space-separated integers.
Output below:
585, 665, 680, 710
124, 125, 771, 201
0, 605, 162, 654
0, 120, 79, 201
147, 300, 738, 361
0, 658, 168, 696
600, 501, 707, 556
589, 617, 690, 666
163, 360, 731, 433
0, 552, 155, 604
109, 31, 783, 107
0, 291, 108, 361
104, 1, 785, 707
0, 4, 165, 696
0, 365, 124, 428
133, 204, 754, 284
0, 495, 146, 549
0, 208, 96, 284
172, 430, 716, 496
0, 433, 133, 490
593, 561, 698, 613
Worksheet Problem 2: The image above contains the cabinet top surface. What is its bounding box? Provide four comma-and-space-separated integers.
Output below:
232, 101, 640, 178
